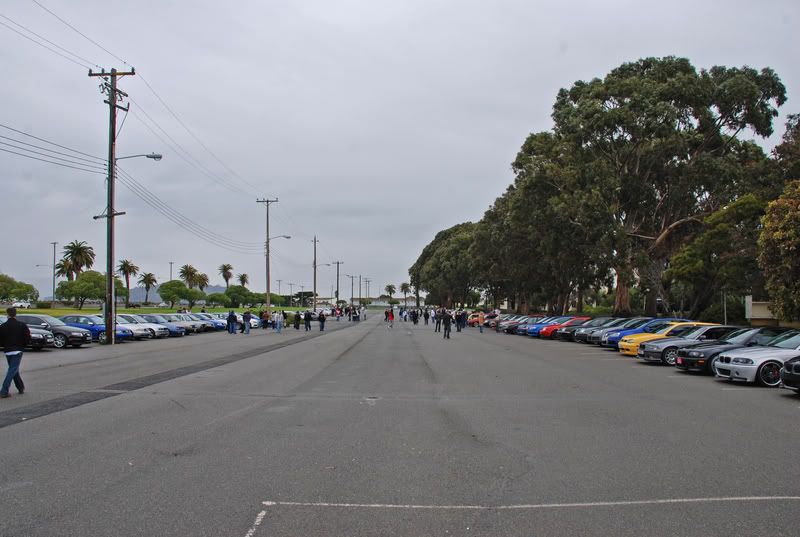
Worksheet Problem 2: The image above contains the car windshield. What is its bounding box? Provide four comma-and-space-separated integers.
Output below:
587, 318, 611, 326
621, 318, 649, 328
665, 325, 698, 337
86, 316, 104, 324
116, 316, 134, 324
162, 315, 181, 322
37, 315, 66, 326
130, 315, 149, 323
722, 328, 758, 344
644, 322, 671, 333
680, 326, 708, 339
768, 331, 800, 349
147, 315, 169, 323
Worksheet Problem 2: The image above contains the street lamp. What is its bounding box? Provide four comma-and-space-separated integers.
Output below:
96, 151, 162, 345
266, 234, 290, 312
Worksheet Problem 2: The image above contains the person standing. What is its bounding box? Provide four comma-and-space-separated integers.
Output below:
318, 311, 326, 331
424, 309, 430, 325
304, 311, 312, 331
442, 309, 452, 340
434, 308, 442, 333
387, 309, 394, 329
226, 310, 237, 334
294, 311, 301, 330
0, 308, 30, 398
242, 311, 252, 334
274, 311, 283, 333
478, 311, 485, 333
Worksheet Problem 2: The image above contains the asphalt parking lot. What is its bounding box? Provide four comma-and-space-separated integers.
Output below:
0, 317, 797, 536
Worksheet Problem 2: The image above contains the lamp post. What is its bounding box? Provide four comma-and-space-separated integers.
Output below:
288, 283, 295, 308
265, 234, 290, 311
97, 152, 162, 345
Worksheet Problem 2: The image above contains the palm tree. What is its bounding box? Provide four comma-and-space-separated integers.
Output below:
55, 258, 75, 281
237, 273, 249, 287
179, 264, 199, 288
62, 240, 95, 276
218, 264, 234, 288
400, 282, 411, 308
137, 272, 157, 304
117, 259, 140, 307
196, 273, 210, 291
385, 284, 396, 300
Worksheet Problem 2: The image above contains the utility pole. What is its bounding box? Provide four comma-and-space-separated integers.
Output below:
169, 261, 174, 281
288, 282, 295, 308
89, 67, 134, 345
257, 198, 278, 312
300, 284, 305, 308
50, 241, 57, 308
276, 279, 283, 307
312, 236, 319, 311
331, 261, 343, 307
364, 277, 371, 306
358, 274, 362, 306
345, 274, 356, 308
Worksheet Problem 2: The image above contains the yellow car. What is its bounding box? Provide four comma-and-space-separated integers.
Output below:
618, 322, 717, 356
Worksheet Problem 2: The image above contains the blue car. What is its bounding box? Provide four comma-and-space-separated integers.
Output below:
528, 316, 573, 337
514, 316, 548, 335
601, 317, 687, 349
59, 314, 134, 343
140, 314, 187, 337
192, 313, 227, 331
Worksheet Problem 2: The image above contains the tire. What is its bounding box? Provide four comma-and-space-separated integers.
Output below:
147, 329, 155, 339
705, 354, 720, 375
53, 333, 67, 349
98, 331, 107, 344
755, 361, 782, 387
662, 347, 679, 366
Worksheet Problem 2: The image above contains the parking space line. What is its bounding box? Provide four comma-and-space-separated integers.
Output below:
260, 495, 800, 511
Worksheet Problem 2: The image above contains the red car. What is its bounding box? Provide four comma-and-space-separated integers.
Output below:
538, 316, 592, 339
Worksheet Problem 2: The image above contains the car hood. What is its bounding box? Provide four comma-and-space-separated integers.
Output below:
719, 346, 800, 360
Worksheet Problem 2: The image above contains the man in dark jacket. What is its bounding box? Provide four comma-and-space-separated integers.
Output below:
442, 309, 452, 340
0, 308, 31, 398
304, 311, 312, 331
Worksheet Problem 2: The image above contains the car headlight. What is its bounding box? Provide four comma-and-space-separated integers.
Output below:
687, 351, 703, 358
609, 332, 620, 338
732, 358, 755, 365
32, 333, 43, 339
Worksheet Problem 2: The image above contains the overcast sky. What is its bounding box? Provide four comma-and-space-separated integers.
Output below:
2, 0, 798, 300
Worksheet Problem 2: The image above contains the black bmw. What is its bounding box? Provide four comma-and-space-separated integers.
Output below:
675, 326, 792, 374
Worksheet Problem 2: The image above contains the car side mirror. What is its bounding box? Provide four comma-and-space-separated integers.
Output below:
41, 323, 48, 328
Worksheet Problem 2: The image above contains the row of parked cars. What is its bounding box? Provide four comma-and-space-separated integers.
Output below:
489, 314, 800, 393
0, 312, 262, 349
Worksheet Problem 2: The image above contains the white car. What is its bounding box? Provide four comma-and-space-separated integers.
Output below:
11, 301, 32, 309
115, 315, 153, 340
117, 314, 170, 339
714, 330, 800, 387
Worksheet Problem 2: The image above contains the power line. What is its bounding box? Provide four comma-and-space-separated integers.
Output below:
0, 19, 92, 69
0, 145, 105, 174
0, 139, 106, 170
0, 134, 104, 165
0, 13, 100, 68
0, 123, 105, 162
29, 0, 131, 67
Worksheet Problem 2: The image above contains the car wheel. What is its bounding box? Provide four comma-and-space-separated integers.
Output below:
756, 361, 782, 387
705, 355, 720, 375
98, 331, 107, 344
662, 347, 678, 366
53, 333, 68, 349
147, 329, 155, 339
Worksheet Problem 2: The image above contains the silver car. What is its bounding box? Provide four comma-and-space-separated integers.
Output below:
714, 330, 800, 387
118, 314, 170, 339
115, 315, 152, 340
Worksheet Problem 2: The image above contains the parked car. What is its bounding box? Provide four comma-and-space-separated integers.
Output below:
160, 314, 204, 333
139, 314, 187, 337
497, 315, 529, 333
516, 316, 550, 335
635, 324, 740, 365
0, 315, 54, 350
117, 314, 170, 339
185, 313, 217, 332
589, 318, 651, 345
59, 314, 134, 343
192, 313, 226, 330
558, 317, 613, 341
16, 313, 93, 349
619, 322, 713, 357
115, 315, 153, 340
527, 316, 573, 337
540, 316, 592, 339
780, 355, 800, 394
574, 318, 628, 343
714, 330, 800, 387
674, 326, 793, 374
602, 318, 686, 349
11, 301, 32, 309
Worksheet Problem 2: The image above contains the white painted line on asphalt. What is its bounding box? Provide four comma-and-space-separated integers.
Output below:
243, 509, 267, 537
261, 496, 800, 511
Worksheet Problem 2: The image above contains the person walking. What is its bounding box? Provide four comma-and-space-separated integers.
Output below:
434, 308, 442, 333
226, 310, 237, 334
294, 311, 301, 330
274, 311, 283, 333
442, 309, 452, 340
478, 311, 485, 333
0, 307, 30, 398
304, 311, 312, 331
242, 311, 252, 334
261, 310, 271, 330
387, 309, 394, 329
318, 311, 326, 331
423, 309, 430, 326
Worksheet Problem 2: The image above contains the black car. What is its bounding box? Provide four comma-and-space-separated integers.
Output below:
781, 355, 800, 393
559, 317, 613, 342
0, 314, 54, 350
16, 314, 93, 349
675, 326, 792, 375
